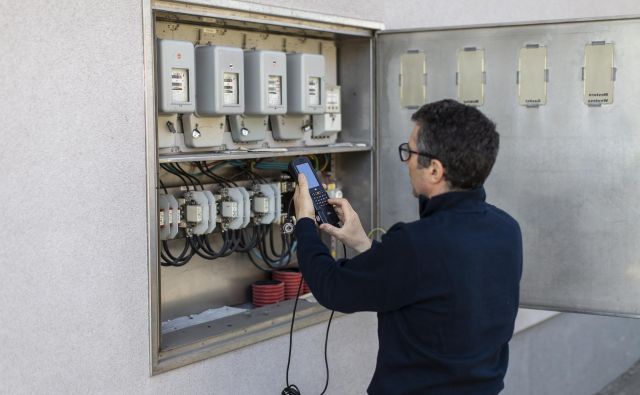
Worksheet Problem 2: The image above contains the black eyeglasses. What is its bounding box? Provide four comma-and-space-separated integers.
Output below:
398, 143, 438, 162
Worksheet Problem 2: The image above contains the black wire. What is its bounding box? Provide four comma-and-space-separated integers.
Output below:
198, 161, 239, 187
160, 163, 193, 190
247, 249, 273, 273
190, 236, 223, 260
158, 177, 168, 194
283, 273, 305, 395
321, 310, 336, 395
201, 232, 229, 259
174, 162, 204, 190
258, 226, 292, 268
169, 163, 200, 190
161, 239, 194, 266
282, 243, 344, 395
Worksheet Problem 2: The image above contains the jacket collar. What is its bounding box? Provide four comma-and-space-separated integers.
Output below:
419, 187, 486, 218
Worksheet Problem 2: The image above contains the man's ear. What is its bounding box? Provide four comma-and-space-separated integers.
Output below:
429, 159, 446, 183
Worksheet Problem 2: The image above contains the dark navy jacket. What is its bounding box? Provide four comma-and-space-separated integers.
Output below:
295, 188, 523, 395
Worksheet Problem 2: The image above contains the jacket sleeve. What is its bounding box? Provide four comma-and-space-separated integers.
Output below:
294, 217, 420, 313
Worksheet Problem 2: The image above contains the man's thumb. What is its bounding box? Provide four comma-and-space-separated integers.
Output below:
298, 173, 308, 188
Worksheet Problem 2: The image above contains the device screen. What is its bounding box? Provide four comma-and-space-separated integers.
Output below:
296, 163, 320, 188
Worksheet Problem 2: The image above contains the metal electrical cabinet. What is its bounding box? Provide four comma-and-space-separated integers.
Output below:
143, 1, 640, 374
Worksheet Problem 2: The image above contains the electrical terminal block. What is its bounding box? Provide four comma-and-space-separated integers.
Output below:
220, 187, 246, 230
222, 201, 239, 218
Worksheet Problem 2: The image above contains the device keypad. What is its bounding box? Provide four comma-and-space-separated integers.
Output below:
312, 188, 329, 207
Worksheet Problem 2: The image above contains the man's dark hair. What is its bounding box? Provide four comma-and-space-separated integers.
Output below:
411, 99, 499, 190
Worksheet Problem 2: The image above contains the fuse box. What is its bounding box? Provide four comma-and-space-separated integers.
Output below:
150, 4, 376, 376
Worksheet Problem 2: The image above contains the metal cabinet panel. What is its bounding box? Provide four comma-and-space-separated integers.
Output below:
376, 18, 640, 317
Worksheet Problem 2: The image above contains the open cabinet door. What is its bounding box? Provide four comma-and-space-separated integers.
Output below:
375, 18, 640, 317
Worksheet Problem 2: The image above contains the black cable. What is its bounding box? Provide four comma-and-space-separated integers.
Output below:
201, 232, 229, 259
160, 163, 193, 191
190, 236, 223, 260
164, 163, 196, 190
173, 162, 204, 190
158, 177, 168, 194
247, 248, 273, 273
283, 273, 305, 395
161, 239, 195, 266
282, 243, 345, 395
198, 161, 239, 187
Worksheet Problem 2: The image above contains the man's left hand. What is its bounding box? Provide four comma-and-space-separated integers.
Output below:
293, 173, 316, 222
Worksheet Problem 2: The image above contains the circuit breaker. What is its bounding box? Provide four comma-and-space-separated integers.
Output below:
312, 85, 342, 137
157, 40, 196, 114
196, 45, 245, 116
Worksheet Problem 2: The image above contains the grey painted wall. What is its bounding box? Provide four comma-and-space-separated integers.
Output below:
1, 0, 639, 393
505, 314, 640, 395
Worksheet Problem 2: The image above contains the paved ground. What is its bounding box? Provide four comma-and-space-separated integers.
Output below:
597, 360, 640, 395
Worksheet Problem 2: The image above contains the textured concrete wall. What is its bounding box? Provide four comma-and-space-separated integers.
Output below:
1, 0, 640, 394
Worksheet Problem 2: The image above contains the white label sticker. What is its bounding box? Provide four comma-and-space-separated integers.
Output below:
223, 72, 239, 105
168, 209, 173, 225
159, 210, 165, 228
584, 43, 615, 106
268, 75, 282, 106
171, 68, 189, 103
308, 77, 321, 106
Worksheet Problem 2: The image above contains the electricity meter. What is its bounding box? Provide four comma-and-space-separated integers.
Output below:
313, 85, 342, 137
157, 39, 196, 114
196, 45, 245, 116
229, 50, 287, 142
244, 50, 287, 114
270, 53, 324, 140
286, 53, 325, 114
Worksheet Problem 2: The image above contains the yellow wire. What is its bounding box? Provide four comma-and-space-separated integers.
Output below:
309, 154, 319, 170
320, 154, 330, 172
367, 227, 387, 239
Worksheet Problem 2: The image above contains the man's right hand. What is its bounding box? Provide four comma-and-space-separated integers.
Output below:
319, 198, 372, 253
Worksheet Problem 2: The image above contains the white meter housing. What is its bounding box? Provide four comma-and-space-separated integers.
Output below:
244, 50, 287, 115
313, 85, 342, 137
157, 39, 196, 114
196, 45, 244, 116
286, 53, 325, 114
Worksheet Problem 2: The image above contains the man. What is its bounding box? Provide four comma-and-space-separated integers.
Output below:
293, 99, 523, 395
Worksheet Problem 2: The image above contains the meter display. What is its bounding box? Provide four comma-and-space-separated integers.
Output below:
268, 75, 282, 106
223, 72, 239, 105
308, 77, 321, 106
171, 68, 189, 103
157, 39, 195, 113
286, 53, 325, 114
244, 50, 287, 115
196, 45, 244, 115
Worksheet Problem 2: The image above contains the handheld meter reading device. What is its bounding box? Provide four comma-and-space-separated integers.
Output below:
289, 157, 341, 228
